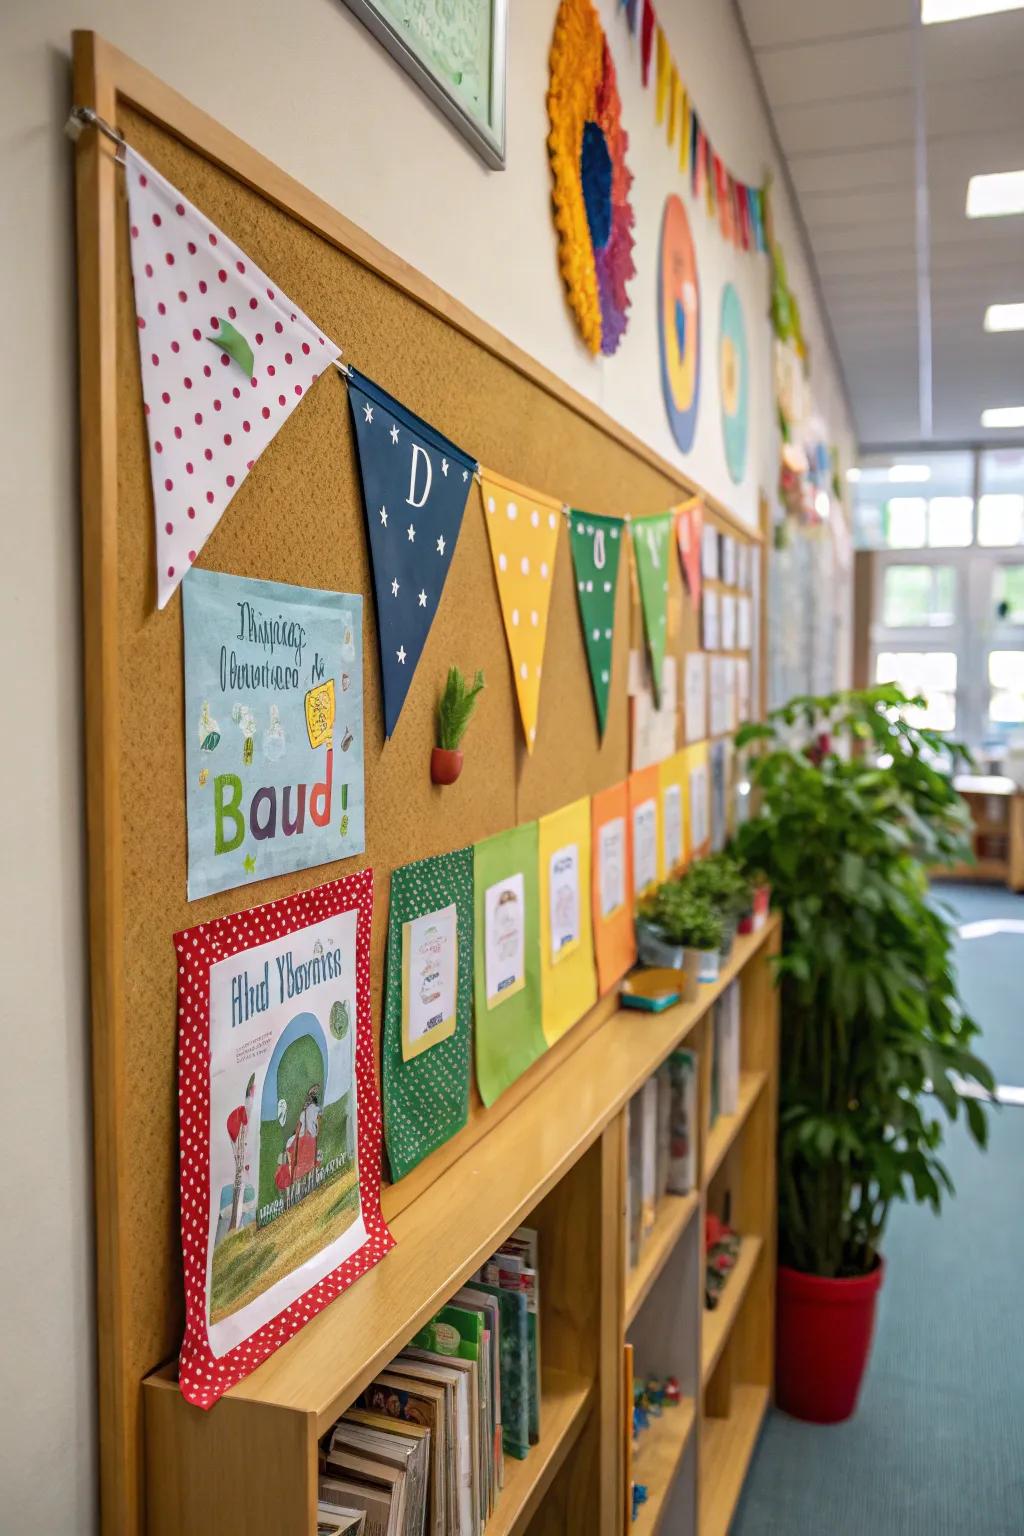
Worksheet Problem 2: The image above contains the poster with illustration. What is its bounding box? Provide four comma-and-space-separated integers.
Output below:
658, 749, 688, 875
539, 797, 597, 1046
183, 570, 364, 900
382, 848, 474, 1181
591, 782, 636, 994
174, 872, 393, 1408
474, 824, 544, 1106
687, 743, 710, 857
711, 741, 728, 853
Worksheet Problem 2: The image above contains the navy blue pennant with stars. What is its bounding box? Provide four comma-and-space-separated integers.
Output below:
347, 369, 476, 738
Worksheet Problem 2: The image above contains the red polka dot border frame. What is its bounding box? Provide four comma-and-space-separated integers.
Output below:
174, 870, 394, 1409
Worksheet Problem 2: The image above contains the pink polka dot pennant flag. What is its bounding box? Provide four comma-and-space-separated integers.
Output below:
124, 148, 341, 609
174, 869, 394, 1408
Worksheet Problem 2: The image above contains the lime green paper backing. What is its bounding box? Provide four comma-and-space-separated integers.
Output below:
473, 822, 546, 1107
382, 846, 474, 1181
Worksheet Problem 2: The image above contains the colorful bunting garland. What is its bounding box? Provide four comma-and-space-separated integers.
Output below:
346, 370, 475, 739
124, 148, 340, 608
631, 512, 673, 706
620, 4, 766, 255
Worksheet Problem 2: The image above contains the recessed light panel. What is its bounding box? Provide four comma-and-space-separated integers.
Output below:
923, 0, 1024, 21
984, 303, 1024, 331
967, 171, 1024, 219
982, 406, 1024, 428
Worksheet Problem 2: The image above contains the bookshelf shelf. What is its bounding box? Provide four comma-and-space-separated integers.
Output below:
703, 1070, 768, 1189
625, 1192, 701, 1326
700, 1384, 770, 1536
631, 1398, 698, 1536
701, 1236, 764, 1388
488, 1368, 594, 1536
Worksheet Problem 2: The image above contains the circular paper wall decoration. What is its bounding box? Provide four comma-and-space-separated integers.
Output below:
548, 0, 636, 356
658, 194, 701, 453
719, 282, 749, 483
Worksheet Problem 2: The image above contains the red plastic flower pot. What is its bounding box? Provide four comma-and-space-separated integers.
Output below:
775, 1258, 884, 1423
430, 747, 463, 785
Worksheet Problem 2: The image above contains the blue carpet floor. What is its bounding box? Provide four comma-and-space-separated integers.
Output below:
732, 883, 1024, 1535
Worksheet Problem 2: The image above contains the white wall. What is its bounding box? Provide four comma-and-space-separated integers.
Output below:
0, 0, 853, 1527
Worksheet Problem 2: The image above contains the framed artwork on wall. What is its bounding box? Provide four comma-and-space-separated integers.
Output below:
340, 0, 508, 168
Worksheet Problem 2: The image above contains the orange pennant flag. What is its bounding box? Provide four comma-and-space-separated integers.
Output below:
480, 468, 561, 753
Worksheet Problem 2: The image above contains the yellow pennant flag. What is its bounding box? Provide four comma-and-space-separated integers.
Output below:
480, 468, 561, 752
667, 65, 680, 149
538, 796, 597, 1046
655, 28, 670, 126
679, 89, 690, 173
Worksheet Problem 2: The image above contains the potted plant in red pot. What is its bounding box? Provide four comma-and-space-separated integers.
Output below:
431, 666, 484, 785
735, 685, 994, 1423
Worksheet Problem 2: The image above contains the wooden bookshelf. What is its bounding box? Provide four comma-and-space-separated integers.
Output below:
932, 775, 1024, 891
631, 1398, 698, 1536
700, 1384, 770, 1536
142, 914, 780, 1534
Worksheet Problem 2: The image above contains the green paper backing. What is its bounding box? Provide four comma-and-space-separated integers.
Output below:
473, 822, 545, 1107
382, 846, 474, 1181
568, 510, 626, 737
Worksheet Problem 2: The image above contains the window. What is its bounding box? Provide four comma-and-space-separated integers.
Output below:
995, 565, 1024, 624
882, 564, 955, 627
978, 494, 1024, 547
875, 651, 957, 732
927, 497, 972, 547
883, 498, 926, 548
988, 650, 1024, 726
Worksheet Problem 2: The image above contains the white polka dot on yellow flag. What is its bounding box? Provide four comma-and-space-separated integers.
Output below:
479, 468, 562, 753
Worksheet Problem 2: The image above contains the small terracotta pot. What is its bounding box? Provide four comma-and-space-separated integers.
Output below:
431, 746, 463, 785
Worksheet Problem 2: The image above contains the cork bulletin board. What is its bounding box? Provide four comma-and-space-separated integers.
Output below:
73, 31, 763, 1536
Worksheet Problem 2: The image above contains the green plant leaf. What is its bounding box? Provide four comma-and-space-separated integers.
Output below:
206, 318, 255, 379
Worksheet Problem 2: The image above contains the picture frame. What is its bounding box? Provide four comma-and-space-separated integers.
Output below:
340, 0, 508, 169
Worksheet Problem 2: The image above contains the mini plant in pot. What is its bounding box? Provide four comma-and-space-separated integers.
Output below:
681, 852, 752, 958
432, 666, 484, 785
639, 882, 724, 998
735, 684, 994, 1423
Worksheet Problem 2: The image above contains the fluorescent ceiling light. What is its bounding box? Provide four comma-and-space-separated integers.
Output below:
982, 405, 1024, 428
888, 464, 932, 482
923, 0, 1024, 20
985, 302, 1024, 331
967, 170, 1024, 219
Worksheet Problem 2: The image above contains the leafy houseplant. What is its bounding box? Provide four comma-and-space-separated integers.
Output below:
680, 852, 751, 956
639, 882, 725, 995
735, 684, 994, 1421
432, 667, 484, 785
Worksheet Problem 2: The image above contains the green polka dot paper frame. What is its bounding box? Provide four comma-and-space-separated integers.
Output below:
382, 847, 475, 1181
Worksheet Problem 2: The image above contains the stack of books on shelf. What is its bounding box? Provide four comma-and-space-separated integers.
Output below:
318, 1228, 541, 1535
625, 1049, 698, 1270
708, 981, 740, 1129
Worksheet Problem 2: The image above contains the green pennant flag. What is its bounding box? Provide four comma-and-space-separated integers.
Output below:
632, 511, 673, 705
568, 510, 626, 736
381, 846, 474, 1181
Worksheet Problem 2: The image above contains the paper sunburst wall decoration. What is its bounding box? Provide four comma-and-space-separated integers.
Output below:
547, 0, 636, 356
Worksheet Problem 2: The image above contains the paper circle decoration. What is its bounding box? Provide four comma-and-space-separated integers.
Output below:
719, 283, 749, 483
658, 194, 701, 453
548, 0, 636, 356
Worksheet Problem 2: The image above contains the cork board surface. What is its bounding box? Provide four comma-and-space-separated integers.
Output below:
99, 103, 760, 1492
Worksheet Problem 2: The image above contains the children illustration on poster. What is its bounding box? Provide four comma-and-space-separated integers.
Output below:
183, 570, 365, 900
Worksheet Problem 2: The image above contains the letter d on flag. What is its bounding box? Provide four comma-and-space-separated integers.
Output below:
346, 369, 475, 738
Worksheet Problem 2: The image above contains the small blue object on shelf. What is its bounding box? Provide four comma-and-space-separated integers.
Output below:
632, 1482, 649, 1522
620, 967, 684, 1012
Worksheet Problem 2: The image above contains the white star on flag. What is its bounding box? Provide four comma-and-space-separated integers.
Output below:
407, 523, 416, 542
396, 645, 406, 664
436, 535, 446, 555
391, 577, 400, 596
418, 589, 427, 607
441, 458, 449, 476
462, 468, 469, 481
390, 424, 399, 444
363, 402, 374, 424
379, 505, 387, 526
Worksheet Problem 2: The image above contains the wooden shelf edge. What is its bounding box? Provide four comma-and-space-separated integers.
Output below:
486, 1368, 594, 1536
625, 1191, 701, 1326
141, 914, 780, 1429
703, 1071, 768, 1190
701, 1236, 764, 1388
699, 1383, 770, 1536
631, 1397, 698, 1536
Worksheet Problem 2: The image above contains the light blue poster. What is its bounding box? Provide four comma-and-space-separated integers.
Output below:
183, 569, 365, 900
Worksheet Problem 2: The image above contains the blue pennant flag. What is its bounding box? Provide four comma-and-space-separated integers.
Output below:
347, 369, 476, 738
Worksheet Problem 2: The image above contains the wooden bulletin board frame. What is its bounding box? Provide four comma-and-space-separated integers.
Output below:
72, 30, 763, 1536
